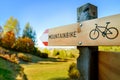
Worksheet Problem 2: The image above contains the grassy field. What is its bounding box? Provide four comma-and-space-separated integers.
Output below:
0, 58, 25, 80
21, 58, 75, 80
0, 46, 78, 80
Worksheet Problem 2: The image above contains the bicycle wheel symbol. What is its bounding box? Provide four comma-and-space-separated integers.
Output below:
89, 29, 99, 40
89, 27, 119, 40
106, 27, 119, 39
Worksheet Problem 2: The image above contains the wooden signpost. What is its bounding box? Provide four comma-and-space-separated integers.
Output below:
41, 14, 120, 46
40, 3, 120, 80
76, 3, 98, 80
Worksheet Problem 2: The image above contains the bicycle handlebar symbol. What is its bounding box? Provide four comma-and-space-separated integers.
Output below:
89, 22, 119, 40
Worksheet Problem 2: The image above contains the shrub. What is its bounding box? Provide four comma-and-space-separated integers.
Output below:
0, 53, 19, 64
0, 38, 2, 46
18, 53, 31, 62
3, 54, 10, 60
12, 37, 34, 53
52, 49, 59, 56
67, 49, 79, 58
1, 31, 15, 49
68, 53, 76, 58
10, 54, 19, 64
33, 47, 41, 56
68, 63, 80, 80
40, 53, 48, 58
10, 54, 16, 60
42, 48, 51, 55
30, 48, 48, 58
58, 50, 67, 59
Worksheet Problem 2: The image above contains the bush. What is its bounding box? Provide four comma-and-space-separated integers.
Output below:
18, 53, 32, 62
1, 31, 15, 49
52, 49, 59, 56
68, 63, 80, 80
33, 47, 41, 56
30, 48, 48, 58
10, 54, 16, 60
12, 37, 34, 53
51, 49, 79, 59
42, 48, 51, 55
40, 53, 48, 58
68, 53, 76, 58
0, 38, 2, 46
10, 54, 19, 63
0, 53, 19, 64
58, 50, 67, 59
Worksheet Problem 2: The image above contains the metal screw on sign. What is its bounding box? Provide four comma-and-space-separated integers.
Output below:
78, 42, 82, 45
80, 24, 82, 27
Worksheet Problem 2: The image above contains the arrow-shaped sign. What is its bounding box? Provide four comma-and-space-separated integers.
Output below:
40, 14, 120, 46
40, 29, 49, 46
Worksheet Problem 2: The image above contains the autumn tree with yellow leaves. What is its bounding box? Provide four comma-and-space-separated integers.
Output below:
3, 16, 20, 37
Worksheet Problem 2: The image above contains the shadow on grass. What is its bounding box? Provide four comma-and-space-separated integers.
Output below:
20, 56, 70, 64
39, 57, 69, 62
48, 77, 69, 80
0, 58, 28, 80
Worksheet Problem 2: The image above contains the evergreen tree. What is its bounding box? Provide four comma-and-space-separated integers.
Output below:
22, 22, 36, 43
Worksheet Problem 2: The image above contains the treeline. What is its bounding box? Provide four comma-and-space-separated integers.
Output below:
0, 16, 37, 54
0, 17, 79, 59
42, 48, 79, 59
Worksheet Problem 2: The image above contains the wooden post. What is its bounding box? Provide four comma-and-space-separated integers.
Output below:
77, 3, 98, 80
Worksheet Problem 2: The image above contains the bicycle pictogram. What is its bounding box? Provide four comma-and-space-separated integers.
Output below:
89, 22, 119, 40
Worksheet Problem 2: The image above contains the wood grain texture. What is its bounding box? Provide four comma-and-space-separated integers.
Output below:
99, 51, 120, 80
48, 14, 120, 46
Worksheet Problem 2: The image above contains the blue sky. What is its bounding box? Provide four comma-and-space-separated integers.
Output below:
0, 0, 120, 47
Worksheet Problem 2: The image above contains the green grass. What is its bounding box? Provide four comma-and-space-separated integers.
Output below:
0, 68, 14, 80
0, 58, 20, 80
99, 46, 120, 52
21, 60, 74, 80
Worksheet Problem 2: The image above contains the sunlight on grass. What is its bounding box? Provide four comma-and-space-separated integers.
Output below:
21, 62, 72, 80
99, 46, 120, 52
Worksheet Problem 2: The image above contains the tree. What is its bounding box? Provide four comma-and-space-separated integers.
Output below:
1, 31, 15, 49
0, 26, 3, 38
52, 49, 59, 56
3, 16, 20, 37
22, 22, 36, 43
42, 48, 50, 54
12, 37, 34, 53
0, 26, 2, 32
0, 26, 3, 45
